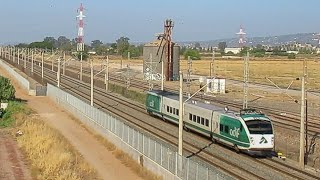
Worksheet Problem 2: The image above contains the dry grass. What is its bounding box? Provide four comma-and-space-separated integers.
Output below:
179, 59, 320, 91
13, 107, 98, 180
67, 116, 162, 180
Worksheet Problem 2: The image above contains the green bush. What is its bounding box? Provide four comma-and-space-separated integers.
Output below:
184, 49, 201, 60
109, 83, 146, 104
288, 53, 296, 59
0, 76, 15, 102
0, 101, 31, 128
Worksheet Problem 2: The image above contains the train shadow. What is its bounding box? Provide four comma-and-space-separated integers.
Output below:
186, 142, 214, 158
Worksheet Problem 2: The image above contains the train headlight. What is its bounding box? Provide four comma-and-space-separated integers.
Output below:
271, 137, 274, 145
250, 137, 254, 145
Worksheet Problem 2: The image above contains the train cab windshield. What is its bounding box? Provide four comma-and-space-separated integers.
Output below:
245, 120, 273, 134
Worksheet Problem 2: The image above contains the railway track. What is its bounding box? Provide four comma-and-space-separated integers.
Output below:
52, 62, 320, 136
13, 58, 319, 179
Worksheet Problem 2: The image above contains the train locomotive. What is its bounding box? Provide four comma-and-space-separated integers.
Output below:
146, 90, 274, 155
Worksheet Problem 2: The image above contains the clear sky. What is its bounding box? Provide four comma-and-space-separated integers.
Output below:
0, 0, 318, 44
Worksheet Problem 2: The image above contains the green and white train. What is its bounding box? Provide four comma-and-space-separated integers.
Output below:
146, 90, 274, 155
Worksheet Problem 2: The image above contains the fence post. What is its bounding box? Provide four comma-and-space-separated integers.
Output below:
196, 163, 199, 180
168, 148, 170, 170
187, 158, 189, 180
149, 138, 151, 157
175, 152, 178, 176
160, 144, 163, 166
142, 134, 145, 154
122, 123, 125, 140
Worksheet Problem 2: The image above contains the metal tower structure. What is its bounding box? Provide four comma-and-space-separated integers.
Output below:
236, 25, 246, 48
164, 19, 174, 81
77, 3, 85, 51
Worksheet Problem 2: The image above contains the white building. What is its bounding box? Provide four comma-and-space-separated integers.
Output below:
224, 47, 241, 54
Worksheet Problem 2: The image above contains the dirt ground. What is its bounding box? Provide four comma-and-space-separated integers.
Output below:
0, 130, 32, 180
0, 64, 143, 179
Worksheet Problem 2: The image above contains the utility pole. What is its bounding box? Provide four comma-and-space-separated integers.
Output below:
57, 57, 61, 87
243, 51, 249, 109
161, 56, 164, 91
63, 52, 66, 75
80, 52, 83, 81
17, 49, 20, 65
13, 47, 15, 63
24, 49, 27, 69
128, 51, 130, 60
178, 71, 183, 156
126, 64, 131, 89
105, 56, 109, 91
148, 53, 153, 91
210, 50, 215, 77
41, 51, 44, 79
299, 59, 308, 168
90, 60, 94, 106
187, 56, 192, 97
31, 50, 34, 73
52, 53, 54, 71
299, 77, 306, 168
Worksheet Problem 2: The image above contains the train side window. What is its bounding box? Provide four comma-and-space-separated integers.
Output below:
197, 116, 200, 124
167, 106, 169, 112
176, 109, 179, 115
205, 119, 209, 127
220, 124, 224, 132
170, 107, 172, 113
173, 108, 176, 114
193, 115, 196, 122
189, 114, 192, 120
201, 117, 204, 125
225, 126, 229, 133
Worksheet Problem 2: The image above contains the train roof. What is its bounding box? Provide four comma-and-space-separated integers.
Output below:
148, 90, 238, 117
147, 90, 271, 121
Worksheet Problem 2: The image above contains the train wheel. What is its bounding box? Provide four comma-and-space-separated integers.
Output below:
234, 145, 240, 153
211, 136, 217, 143
183, 124, 189, 132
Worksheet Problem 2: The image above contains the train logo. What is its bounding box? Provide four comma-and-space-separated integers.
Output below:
259, 137, 268, 144
229, 127, 240, 138
149, 100, 155, 108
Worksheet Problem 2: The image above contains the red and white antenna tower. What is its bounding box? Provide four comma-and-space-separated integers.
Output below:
236, 25, 246, 48
76, 3, 85, 52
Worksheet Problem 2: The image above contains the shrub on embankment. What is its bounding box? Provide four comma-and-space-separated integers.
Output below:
109, 83, 146, 104
1, 102, 98, 179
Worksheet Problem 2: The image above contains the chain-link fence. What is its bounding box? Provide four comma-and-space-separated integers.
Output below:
47, 83, 232, 180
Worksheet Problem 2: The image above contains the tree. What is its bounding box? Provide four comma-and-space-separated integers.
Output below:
91, 40, 103, 49
218, 42, 227, 53
28, 41, 54, 49
122, 45, 142, 58
44, 37, 58, 48
184, 49, 201, 60
194, 42, 201, 49
57, 36, 71, 48
0, 76, 15, 102
288, 53, 296, 59
116, 37, 130, 56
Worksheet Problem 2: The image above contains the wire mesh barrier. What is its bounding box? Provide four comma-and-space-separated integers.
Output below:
47, 83, 232, 180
